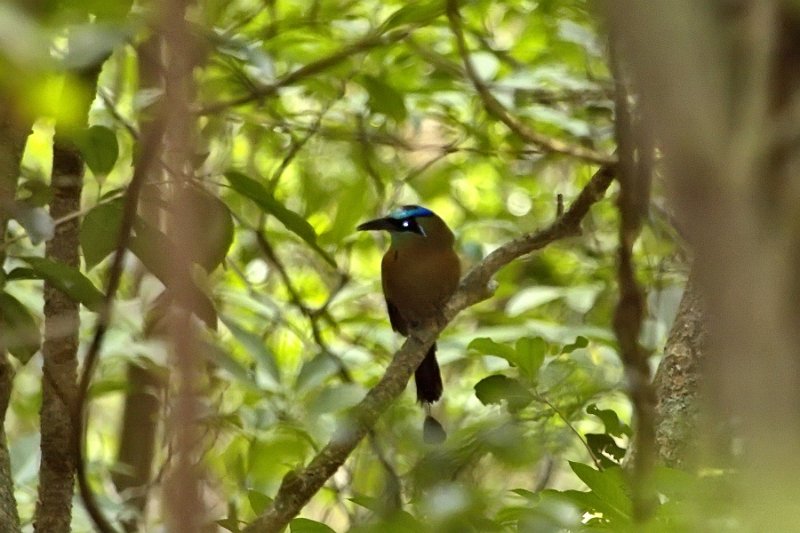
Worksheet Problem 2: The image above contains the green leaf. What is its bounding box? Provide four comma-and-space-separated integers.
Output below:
74, 125, 119, 178
360, 75, 407, 122
129, 219, 173, 283
295, 353, 339, 391
221, 316, 281, 385
348, 493, 380, 511
200, 341, 257, 388
178, 185, 234, 271
216, 517, 241, 532
586, 404, 632, 437
514, 337, 547, 380
474, 374, 533, 413
585, 433, 626, 468
0, 292, 41, 364
562, 336, 589, 354
80, 198, 124, 269
224, 171, 336, 267
468, 337, 516, 361
568, 462, 631, 523
381, 0, 445, 30
19, 256, 104, 311
289, 518, 336, 533
308, 384, 364, 415
247, 489, 272, 515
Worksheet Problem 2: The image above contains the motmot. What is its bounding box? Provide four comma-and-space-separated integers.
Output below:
358, 205, 461, 442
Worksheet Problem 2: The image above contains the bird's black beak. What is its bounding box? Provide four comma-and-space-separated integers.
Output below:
357, 217, 394, 232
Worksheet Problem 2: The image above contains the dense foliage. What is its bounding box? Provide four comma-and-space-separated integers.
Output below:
0, 0, 714, 531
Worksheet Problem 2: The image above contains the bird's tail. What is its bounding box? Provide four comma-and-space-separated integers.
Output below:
415, 343, 443, 403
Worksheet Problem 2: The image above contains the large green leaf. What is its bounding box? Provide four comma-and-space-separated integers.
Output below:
220, 316, 281, 386
568, 462, 632, 523
74, 125, 119, 178
0, 292, 41, 364
80, 197, 124, 269
224, 171, 336, 267
19, 256, 104, 311
176, 185, 234, 271
514, 337, 547, 380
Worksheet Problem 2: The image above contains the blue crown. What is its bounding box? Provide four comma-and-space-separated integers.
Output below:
388, 205, 434, 220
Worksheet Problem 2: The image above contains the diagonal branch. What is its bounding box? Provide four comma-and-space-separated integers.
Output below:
242, 163, 615, 533
446, 0, 616, 166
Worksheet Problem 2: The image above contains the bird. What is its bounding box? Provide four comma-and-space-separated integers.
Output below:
357, 205, 461, 443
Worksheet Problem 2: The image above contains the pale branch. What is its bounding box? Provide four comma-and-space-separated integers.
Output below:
242, 163, 615, 533
198, 28, 411, 115
446, 0, 617, 166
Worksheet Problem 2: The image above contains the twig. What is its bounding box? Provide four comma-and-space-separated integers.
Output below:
534, 393, 603, 470
198, 29, 411, 115
446, 0, 616, 166
242, 163, 615, 533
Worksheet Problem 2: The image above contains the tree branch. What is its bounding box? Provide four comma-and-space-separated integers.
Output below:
242, 163, 615, 533
446, 0, 616, 166
198, 29, 411, 115
652, 269, 705, 469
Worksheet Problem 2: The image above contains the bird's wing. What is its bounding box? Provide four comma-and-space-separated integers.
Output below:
385, 298, 408, 336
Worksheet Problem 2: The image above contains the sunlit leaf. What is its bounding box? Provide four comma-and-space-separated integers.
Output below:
74, 125, 119, 178
247, 489, 273, 516
514, 337, 547, 380
468, 337, 516, 361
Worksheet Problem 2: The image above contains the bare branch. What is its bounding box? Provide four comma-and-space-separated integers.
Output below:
242, 163, 615, 533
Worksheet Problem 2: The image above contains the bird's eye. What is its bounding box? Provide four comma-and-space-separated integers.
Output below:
402, 220, 410, 228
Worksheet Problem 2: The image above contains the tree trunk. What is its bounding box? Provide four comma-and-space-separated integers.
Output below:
34, 59, 106, 533
0, 92, 27, 533
652, 270, 706, 468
